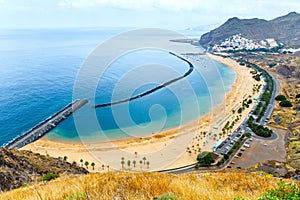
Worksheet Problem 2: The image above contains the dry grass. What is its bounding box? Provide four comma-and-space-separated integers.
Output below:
0, 171, 291, 200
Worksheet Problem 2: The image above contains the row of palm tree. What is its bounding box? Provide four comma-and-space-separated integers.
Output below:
121, 157, 150, 170
79, 159, 96, 170
60, 156, 110, 171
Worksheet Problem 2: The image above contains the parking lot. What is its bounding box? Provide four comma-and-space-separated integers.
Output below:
227, 128, 287, 169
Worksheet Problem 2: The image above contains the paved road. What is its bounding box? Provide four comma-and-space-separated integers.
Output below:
158, 59, 279, 174
259, 72, 278, 125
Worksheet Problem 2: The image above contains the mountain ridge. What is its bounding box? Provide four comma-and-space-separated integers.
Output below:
200, 12, 300, 49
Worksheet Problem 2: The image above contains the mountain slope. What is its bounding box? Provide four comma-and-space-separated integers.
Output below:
0, 171, 293, 200
200, 12, 300, 48
0, 148, 88, 191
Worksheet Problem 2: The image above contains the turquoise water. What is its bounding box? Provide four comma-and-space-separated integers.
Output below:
0, 28, 236, 145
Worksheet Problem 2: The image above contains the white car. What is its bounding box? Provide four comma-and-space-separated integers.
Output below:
244, 143, 250, 148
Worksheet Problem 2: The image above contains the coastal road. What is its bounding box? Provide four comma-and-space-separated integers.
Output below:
259, 72, 278, 125
158, 58, 279, 174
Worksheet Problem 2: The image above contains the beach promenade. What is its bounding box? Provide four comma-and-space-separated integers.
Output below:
4, 99, 88, 149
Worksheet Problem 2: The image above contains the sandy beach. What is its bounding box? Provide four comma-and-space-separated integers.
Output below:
21, 53, 262, 172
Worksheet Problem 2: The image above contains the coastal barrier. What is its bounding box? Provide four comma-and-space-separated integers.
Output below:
4, 99, 88, 149
94, 52, 194, 108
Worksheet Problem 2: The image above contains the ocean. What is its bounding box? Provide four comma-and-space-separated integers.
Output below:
0, 28, 236, 145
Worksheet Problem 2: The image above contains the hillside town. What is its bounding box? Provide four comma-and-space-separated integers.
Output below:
212, 34, 279, 52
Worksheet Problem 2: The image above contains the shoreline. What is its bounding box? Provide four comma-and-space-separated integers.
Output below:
21, 53, 261, 172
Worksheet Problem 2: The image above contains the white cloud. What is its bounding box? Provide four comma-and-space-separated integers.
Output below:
57, 0, 300, 16
58, 0, 208, 10
1, 0, 299, 28
58, 0, 101, 7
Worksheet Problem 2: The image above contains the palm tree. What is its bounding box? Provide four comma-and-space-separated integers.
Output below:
139, 160, 143, 169
127, 160, 131, 168
91, 162, 95, 170
143, 157, 146, 165
63, 156, 68, 162
102, 164, 105, 170
146, 161, 150, 169
121, 157, 125, 168
80, 159, 83, 167
133, 160, 136, 167
84, 161, 89, 169
134, 152, 138, 158
107, 165, 109, 171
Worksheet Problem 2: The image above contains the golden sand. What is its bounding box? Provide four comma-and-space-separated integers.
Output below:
21, 53, 261, 172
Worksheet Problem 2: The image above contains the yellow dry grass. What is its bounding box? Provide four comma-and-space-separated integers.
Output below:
0, 171, 290, 200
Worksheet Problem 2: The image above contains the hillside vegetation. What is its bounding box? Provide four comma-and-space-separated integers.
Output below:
247, 52, 300, 170
0, 148, 88, 191
0, 171, 298, 200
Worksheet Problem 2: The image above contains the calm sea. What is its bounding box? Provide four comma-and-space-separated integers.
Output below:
0, 28, 236, 145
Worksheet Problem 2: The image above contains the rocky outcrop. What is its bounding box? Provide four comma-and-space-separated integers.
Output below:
0, 148, 88, 191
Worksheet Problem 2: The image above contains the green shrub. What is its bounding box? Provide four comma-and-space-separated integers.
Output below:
197, 152, 214, 166
279, 100, 293, 107
275, 94, 286, 101
247, 116, 272, 137
238, 107, 243, 114
244, 132, 252, 137
258, 182, 300, 200
153, 193, 178, 200
41, 172, 59, 182
296, 94, 300, 98
67, 192, 87, 200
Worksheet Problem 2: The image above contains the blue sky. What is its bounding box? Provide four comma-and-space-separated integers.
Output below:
0, 0, 299, 29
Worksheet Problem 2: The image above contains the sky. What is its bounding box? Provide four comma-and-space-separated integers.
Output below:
0, 0, 300, 29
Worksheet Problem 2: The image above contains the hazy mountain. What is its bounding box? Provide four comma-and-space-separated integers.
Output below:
200, 12, 300, 48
